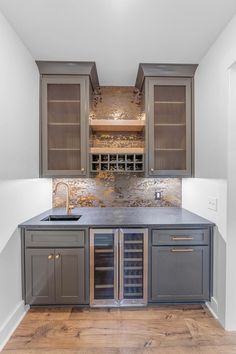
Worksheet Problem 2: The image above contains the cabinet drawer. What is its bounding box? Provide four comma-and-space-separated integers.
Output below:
25, 230, 85, 247
151, 245, 210, 302
152, 229, 209, 246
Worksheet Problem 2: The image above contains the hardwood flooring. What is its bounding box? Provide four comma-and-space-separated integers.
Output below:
3, 305, 236, 354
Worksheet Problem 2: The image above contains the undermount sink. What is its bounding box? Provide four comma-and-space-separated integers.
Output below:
41, 215, 81, 222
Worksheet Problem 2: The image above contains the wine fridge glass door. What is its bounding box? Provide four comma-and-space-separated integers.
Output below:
90, 229, 119, 306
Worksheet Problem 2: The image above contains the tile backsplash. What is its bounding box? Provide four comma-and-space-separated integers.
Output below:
53, 174, 181, 208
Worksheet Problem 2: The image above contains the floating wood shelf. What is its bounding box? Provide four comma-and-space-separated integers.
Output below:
89, 119, 145, 132
90, 147, 144, 154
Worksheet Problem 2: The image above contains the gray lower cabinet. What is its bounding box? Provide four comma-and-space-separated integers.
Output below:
150, 228, 211, 302
24, 229, 88, 306
25, 248, 85, 305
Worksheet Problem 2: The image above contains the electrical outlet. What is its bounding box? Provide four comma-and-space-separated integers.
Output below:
208, 197, 218, 211
155, 191, 162, 200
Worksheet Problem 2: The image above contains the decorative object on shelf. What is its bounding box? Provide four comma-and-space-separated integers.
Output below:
131, 87, 142, 106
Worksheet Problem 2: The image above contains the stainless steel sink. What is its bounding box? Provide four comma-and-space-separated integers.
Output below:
41, 215, 81, 222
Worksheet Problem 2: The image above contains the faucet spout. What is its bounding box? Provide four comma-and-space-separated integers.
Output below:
54, 182, 72, 215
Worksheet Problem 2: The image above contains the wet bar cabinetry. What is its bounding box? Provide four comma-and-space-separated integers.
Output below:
136, 64, 198, 177
23, 229, 89, 305
37, 61, 99, 177
21, 221, 212, 307
150, 228, 211, 302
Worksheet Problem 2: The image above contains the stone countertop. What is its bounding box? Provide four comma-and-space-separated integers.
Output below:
19, 207, 214, 229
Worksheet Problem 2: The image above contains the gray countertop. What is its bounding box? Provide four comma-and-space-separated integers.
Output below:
19, 207, 214, 229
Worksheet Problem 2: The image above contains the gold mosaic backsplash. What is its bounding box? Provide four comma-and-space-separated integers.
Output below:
90, 86, 143, 121
53, 174, 181, 208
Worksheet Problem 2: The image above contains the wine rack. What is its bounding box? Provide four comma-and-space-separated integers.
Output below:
123, 233, 144, 299
90, 153, 144, 173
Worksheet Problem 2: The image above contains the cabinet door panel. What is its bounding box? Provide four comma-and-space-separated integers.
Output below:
41, 76, 87, 177
148, 77, 192, 176
25, 249, 55, 305
151, 246, 209, 302
55, 248, 85, 304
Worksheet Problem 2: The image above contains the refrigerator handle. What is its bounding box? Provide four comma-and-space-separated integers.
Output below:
114, 229, 119, 304
119, 229, 124, 301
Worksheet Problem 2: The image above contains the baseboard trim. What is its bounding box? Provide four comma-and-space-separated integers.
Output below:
0, 301, 29, 352
206, 297, 218, 320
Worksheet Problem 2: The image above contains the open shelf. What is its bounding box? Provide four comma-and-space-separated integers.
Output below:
90, 119, 145, 132
90, 147, 144, 154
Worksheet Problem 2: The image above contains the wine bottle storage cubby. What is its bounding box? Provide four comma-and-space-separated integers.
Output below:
123, 233, 144, 299
90, 153, 144, 172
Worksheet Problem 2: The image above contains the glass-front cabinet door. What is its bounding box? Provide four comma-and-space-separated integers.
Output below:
148, 77, 192, 176
90, 229, 119, 306
41, 76, 88, 177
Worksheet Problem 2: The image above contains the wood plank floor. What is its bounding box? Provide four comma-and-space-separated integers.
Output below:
3, 305, 236, 354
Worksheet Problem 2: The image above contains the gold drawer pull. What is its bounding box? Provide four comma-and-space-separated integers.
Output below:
171, 237, 193, 241
48, 254, 53, 260
171, 248, 193, 253
55, 254, 60, 260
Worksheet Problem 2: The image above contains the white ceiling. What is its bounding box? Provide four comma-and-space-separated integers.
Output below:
0, 0, 236, 85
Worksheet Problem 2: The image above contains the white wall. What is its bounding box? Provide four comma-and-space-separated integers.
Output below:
182, 13, 236, 330
182, 179, 227, 324
226, 64, 236, 330
0, 14, 40, 179
0, 11, 51, 350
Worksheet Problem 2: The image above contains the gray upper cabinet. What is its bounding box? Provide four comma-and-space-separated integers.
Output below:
135, 64, 198, 177
37, 61, 99, 177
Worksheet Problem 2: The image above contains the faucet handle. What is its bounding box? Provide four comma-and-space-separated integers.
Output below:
68, 205, 74, 214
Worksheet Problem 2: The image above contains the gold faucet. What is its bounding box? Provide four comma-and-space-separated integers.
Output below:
53, 182, 73, 214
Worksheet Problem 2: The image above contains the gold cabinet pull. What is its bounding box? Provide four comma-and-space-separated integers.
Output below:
171, 248, 193, 252
171, 236, 193, 241
48, 254, 53, 260
150, 168, 154, 172
55, 254, 60, 259
81, 168, 85, 172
